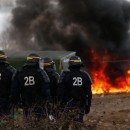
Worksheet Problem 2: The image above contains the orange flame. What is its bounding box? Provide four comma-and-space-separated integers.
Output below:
127, 70, 130, 74
89, 50, 130, 94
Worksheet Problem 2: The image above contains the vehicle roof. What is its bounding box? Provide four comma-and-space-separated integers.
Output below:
4, 50, 76, 60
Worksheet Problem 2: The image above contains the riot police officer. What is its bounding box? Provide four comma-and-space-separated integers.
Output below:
58, 56, 92, 122
0, 50, 16, 116
43, 57, 60, 120
11, 53, 50, 118
43, 57, 59, 99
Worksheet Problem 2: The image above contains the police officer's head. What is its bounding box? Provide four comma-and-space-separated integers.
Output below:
43, 57, 56, 72
26, 53, 42, 68
68, 56, 83, 70
0, 50, 7, 62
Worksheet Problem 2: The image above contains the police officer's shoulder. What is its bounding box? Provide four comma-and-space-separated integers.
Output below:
12, 70, 20, 80
59, 70, 70, 83
37, 68, 50, 83
60, 70, 70, 76
53, 71, 60, 80
81, 70, 92, 83
22, 63, 28, 69
37, 68, 44, 73
6, 63, 16, 73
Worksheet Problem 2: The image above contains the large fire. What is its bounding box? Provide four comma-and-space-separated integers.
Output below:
88, 50, 130, 94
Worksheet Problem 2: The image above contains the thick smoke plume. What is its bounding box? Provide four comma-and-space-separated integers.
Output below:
7, 0, 130, 89
11, 0, 63, 50
11, 0, 130, 54
60, 0, 130, 54
11, 0, 130, 85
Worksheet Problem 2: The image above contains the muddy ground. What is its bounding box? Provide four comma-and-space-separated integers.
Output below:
84, 93, 130, 130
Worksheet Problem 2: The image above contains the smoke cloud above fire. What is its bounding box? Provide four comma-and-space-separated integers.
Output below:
61, 0, 130, 49
11, 0, 130, 58
11, 0, 130, 54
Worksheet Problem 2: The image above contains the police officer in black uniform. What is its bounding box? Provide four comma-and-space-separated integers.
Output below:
11, 53, 50, 118
0, 50, 16, 116
43, 57, 59, 100
43, 57, 60, 120
58, 56, 92, 122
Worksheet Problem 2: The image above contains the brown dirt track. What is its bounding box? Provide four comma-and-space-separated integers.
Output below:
84, 93, 130, 130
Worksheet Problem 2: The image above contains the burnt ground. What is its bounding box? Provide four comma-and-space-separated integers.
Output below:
84, 93, 130, 130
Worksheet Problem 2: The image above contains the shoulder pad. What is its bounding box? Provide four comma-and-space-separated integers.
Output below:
37, 68, 43, 73
53, 72, 60, 81
59, 70, 70, 83
7, 65, 17, 73
60, 70, 70, 75
12, 70, 19, 80
39, 69, 50, 83
82, 70, 92, 84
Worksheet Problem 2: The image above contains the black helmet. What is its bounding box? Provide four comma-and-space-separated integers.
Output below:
27, 53, 41, 63
43, 57, 56, 70
0, 50, 7, 61
69, 56, 83, 69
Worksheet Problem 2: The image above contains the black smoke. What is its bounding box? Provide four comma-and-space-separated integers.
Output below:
11, 0, 130, 87
11, 0, 130, 54
11, 0, 130, 73
11, 0, 62, 50
60, 0, 130, 55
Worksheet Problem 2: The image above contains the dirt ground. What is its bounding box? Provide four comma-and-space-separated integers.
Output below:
84, 93, 130, 130
1, 93, 130, 130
